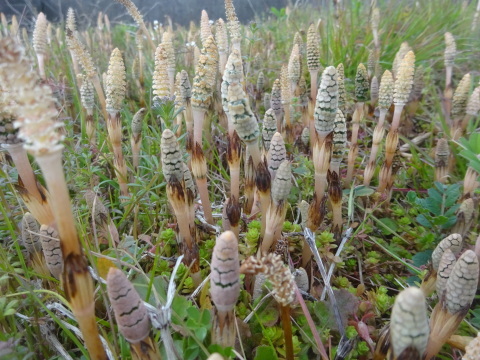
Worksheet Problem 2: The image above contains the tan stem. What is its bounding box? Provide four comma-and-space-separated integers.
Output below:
314, 173, 327, 200
280, 305, 294, 360
230, 165, 240, 202
309, 70, 318, 103
330, 161, 340, 176
4, 143, 43, 202
258, 190, 271, 238
350, 102, 364, 146
168, 69, 175, 96
37, 53, 46, 79
345, 144, 358, 187
107, 112, 129, 200
246, 142, 262, 170
364, 122, 386, 186
444, 66, 453, 126
283, 103, 292, 142
219, 51, 227, 76
131, 136, 141, 172
35, 148, 106, 360
226, 113, 235, 138
390, 104, 404, 132
85, 113, 96, 146
196, 177, 214, 224
193, 108, 205, 146
185, 99, 193, 134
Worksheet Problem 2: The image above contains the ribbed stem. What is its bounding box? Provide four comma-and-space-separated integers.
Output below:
131, 135, 141, 172
193, 108, 206, 147
107, 112, 129, 200
363, 111, 387, 187
444, 66, 453, 126
390, 104, 405, 132
280, 305, 294, 360
258, 190, 270, 238
309, 70, 318, 103
185, 99, 194, 134
197, 177, 214, 224
345, 102, 364, 186
230, 166, 240, 202
219, 51, 227, 76
36, 53, 46, 79
246, 142, 262, 170
85, 113, 96, 146
168, 69, 175, 96
284, 105, 293, 143
35, 148, 105, 360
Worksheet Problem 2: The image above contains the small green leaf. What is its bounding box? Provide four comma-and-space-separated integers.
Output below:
412, 250, 433, 268
254, 345, 279, 360
406, 191, 417, 203
377, 218, 398, 235
416, 214, 432, 228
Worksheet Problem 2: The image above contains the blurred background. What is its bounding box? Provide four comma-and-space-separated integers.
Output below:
0, 0, 322, 27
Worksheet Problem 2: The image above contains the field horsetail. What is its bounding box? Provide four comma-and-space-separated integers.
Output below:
0, 0, 479, 359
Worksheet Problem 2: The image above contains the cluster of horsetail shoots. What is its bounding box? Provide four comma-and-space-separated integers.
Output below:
0, 1, 479, 358
345, 63, 369, 186
0, 37, 106, 359
105, 48, 129, 200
